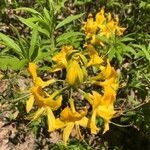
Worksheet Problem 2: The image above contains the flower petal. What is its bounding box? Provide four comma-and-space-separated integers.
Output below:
26, 95, 34, 113
55, 118, 66, 129
46, 107, 56, 132
90, 110, 99, 134
63, 122, 74, 145
35, 77, 55, 87
103, 121, 109, 134
28, 63, 37, 81
78, 117, 88, 128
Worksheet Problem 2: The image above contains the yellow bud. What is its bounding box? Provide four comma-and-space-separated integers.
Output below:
66, 60, 84, 86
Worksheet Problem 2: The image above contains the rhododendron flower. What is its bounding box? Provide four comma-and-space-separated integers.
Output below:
28, 63, 55, 87
26, 86, 62, 131
86, 44, 103, 67
83, 90, 116, 134
55, 99, 88, 145
96, 7, 105, 27
26, 63, 61, 132
82, 14, 98, 39
83, 8, 126, 45
52, 45, 73, 72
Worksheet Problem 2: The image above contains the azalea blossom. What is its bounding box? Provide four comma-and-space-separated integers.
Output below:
26, 63, 62, 132
52, 45, 73, 72
55, 99, 88, 145
83, 8, 126, 45
86, 44, 103, 67
82, 90, 116, 134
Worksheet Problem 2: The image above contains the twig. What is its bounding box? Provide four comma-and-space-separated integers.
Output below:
110, 121, 132, 128
11, 93, 31, 102
113, 100, 149, 118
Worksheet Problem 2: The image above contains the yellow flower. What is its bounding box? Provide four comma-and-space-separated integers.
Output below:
27, 63, 60, 131
86, 44, 103, 67
66, 60, 85, 86
115, 16, 126, 36
55, 99, 88, 145
96, 104, 115, 133
100, 20, 116, 38
100, 14, 126, 38
96, 7, 106, 27
86, 91, 116, 134
91, 60, 118, 90
90, 34, 105, 46
52, 45, 73, 72
26, 86, 62, 132
82, 14, 98, 39
28, 63, 55, 87
100, 60, 117, 79
26, 63, 56, 113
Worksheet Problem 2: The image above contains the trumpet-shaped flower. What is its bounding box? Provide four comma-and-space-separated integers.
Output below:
86, 44, 103, 67
82, 14, 98, 39
27, 86, 62, 132
52, 45, 73, 72
28, 63, 55, 87
55, 102, 88, 145
26, 63, 56, 113
85, 90, 116, 134
83, 7, 126, 46
96, 7, 105, 27
26, 63, 61, 132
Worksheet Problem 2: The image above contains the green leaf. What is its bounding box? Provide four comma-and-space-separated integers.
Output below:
108, 47, 116, 61
15, 7, 41, 16
55, 13, 84, 29
43, 7, 51, 21
0, 56, 27, 70
0, 33, 23, 57
141, 47, 150, 62
121, 37, 134, 42
29, 25, 39, 59
17, 17, 49, 37
56, 31, 84, 43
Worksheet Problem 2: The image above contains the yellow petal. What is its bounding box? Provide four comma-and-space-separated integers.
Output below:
52, 45, 73, 71
26, 95, 34, 113
86, 45, 103, 67
32, 86, 62, 110
96, 7, 105, 26
46, 96, 62, 110
97, 105, 115, 122
83, 17, 98, 38
55, 118, 66, 129
78, 117, 88, 128
63, 122, 74, 145
46, 107, 56, 132
90, 110, 99, 134
28, 63, 37, 81
60, 107, 87, 122
92, 91, 102, 108
103, 121, 109, 134
35, 77, 55, 87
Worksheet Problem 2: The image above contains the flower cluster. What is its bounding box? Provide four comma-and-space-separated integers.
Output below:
26, 45, 118, 145
26, 8, 122, 145
83, 8, 126, 45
